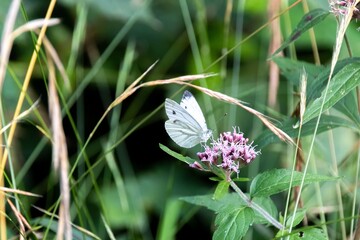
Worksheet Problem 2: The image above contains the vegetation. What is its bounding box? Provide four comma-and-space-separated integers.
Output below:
0, 0, 359, 239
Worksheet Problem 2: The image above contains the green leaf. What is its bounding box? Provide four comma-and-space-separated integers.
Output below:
213, 180, 230, 200
251, 197, 278, 225
250, 169, 336, 198
255, 115, 359, 149
306, 58, 360, 101
334, 90, 360, 127
276, 228, 327, 240
159, 143, 197, 165
272, 57, 325, 86
209, 176, 223, 181
158, 199, 182, 240
180, 193, 246, 212
302, 62, 360, 125
274, 57, 360, 101
289, 228, 328, 240
233, 177, 251, 182
213, 206, 254, 240
285, 209, 307, 228
180, 193, 277, 224
272, 9, 329, 56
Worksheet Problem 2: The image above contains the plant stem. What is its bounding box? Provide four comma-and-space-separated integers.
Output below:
229, 180, 284, 230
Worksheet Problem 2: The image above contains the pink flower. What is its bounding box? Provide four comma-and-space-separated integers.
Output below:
329, 0, 360, 19
191, 127, 260, 177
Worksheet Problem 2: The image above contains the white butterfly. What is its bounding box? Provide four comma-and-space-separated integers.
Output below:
165, 90, 212, 148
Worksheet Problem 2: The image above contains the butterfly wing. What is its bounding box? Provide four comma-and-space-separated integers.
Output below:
165, 98, 204, 148
180, 90, 208, 132
165, 120, 202, 148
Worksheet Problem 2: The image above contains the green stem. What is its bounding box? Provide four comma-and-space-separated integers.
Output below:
229, 180, 284, 230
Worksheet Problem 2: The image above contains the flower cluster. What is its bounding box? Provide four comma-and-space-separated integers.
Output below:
191, 127, 259, 177
329, 0, 360, 18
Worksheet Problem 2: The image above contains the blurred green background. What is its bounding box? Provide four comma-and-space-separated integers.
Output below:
1, 0, 360, 239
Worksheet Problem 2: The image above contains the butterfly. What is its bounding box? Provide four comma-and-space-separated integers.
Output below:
165, 90, 212, 148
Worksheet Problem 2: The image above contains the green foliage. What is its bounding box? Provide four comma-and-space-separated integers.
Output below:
213, 180, 230, 200
249, 169, 336, 198
34, 217, 100, 239
255, 57, 360, 148
276, 228, 328, 240
302, 62, 360, 124
255, 115, 359, 149
335, 91, 360, 127
3, 0, 360, 239
177, 169, 334, 239
272, 9, 330, 56
180, 193, 278, 225
159, 143, 197, 165
158, 199, 183, 240
285, 209, 307, 228
213, 206, 254, 240
274, 57, 360, 101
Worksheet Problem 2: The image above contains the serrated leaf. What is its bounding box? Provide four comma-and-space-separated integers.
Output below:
285, 209, 307, 228
180, 193, 247, 212
159, 144, 197, 165
213, 207, 254, 240
289, 228, 327, 240
251, 197, 278, 225
275, 57, 360, 102
306, 58, 360, 101
302, 62, 360, 124
255, 115, 359, 149
213, 180, 230, 200
272, 57, 325, 86
250, 169, 336, 198
180, 193, 277, 224
272, 9, 329, 56
334, 91, 360, 127
276, 228, 327, 240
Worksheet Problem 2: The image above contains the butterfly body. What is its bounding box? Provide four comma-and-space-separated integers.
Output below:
165, 91, 212, 148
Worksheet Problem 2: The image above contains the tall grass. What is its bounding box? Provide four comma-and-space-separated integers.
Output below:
0, 0, 359, 239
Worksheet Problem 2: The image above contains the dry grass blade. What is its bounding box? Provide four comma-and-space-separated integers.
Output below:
136, 73, 217, 89
267, 0, 283, 107
7, 199, 26, 240
111, 60, 159, 108
0, 1, 22, 238
127, 60, 158, 93
47, 53, 71, 240
84, 71, 216, 157
113, 69, 291, 144
0, 187, 41, 197
8, 198, 38, 239
108, 72, 215, 117
8, 199, 42, 239
166, 81, 294, 144
32, 206, 101, 240
38, 30, 71, 90
0, 8, 58, 240
0, 99, 40, 135
11, 18, 60, 40
299, 68, 307, 125
0, 0, 57, 168
0, 0, 21, 90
